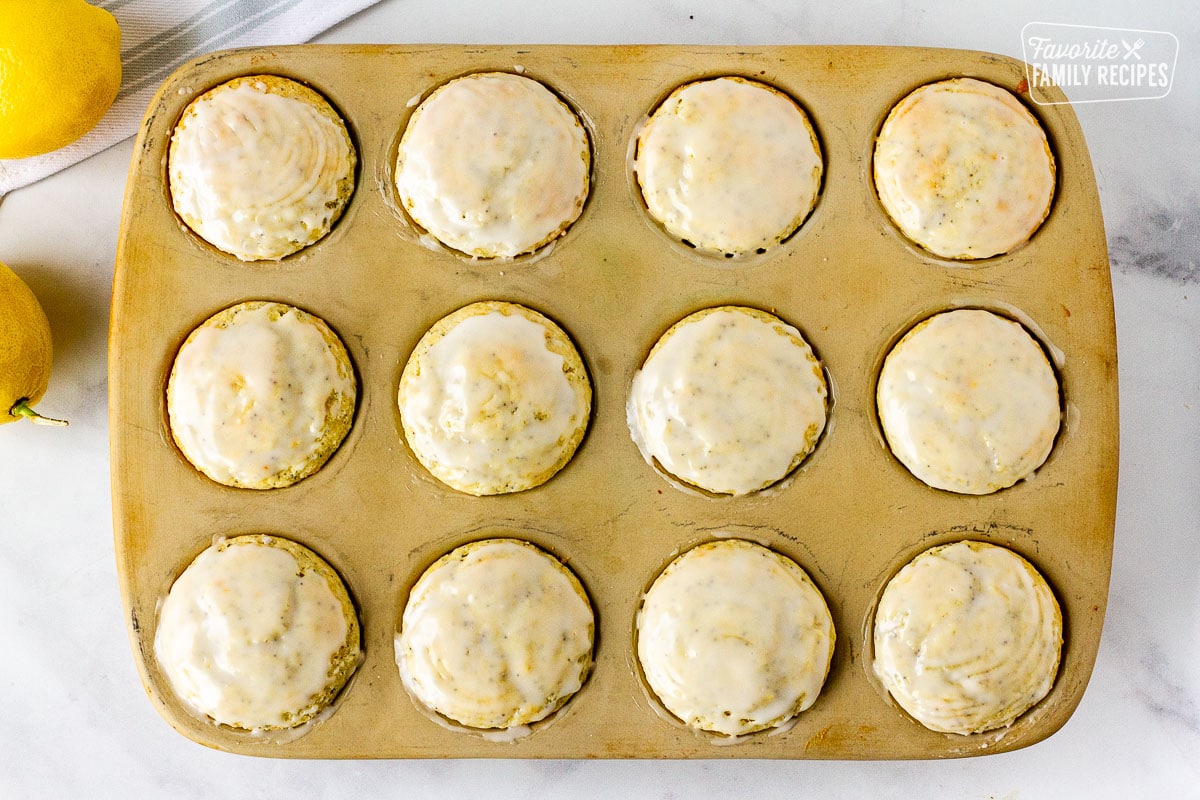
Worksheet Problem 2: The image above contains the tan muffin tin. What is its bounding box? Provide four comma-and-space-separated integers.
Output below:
110, 45, 1117, 759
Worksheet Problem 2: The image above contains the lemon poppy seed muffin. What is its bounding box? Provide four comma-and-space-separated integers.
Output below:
167, 301, 357, 490
396, 538, 595, 730
628, 306, 827, 495
876, 308, 1060, 495
168, 75, 357, 261
872, 540, 1063, 735
398, 301, 591, 495
395, 71, 591, 258
634, 77, 822, 256
873, 77, 1055, 259
154, 534, 362, 732
637, 539, 835, 737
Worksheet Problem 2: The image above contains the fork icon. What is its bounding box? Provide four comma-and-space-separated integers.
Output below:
1122, 38, 1146, 60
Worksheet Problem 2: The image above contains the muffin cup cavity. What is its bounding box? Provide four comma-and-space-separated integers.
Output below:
633, 538, 836, 742
394, 536, 596, 739
873, 305, 1065, 495
870, 76, 1058, 264
865, 537, 1064, 737
152, 533, 364, 743
627, 305, 830, 497
397, 300, 592, 496
388, 70, 594, 263
630, 75, 825, 263
164, 300, 359, 491
166, 74, 360, 263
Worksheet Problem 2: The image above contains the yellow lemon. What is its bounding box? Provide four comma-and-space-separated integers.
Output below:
1, 260, 67, 426
0, 0, 122, 159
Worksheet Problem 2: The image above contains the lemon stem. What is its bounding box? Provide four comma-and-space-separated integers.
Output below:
10, 398, 68, 427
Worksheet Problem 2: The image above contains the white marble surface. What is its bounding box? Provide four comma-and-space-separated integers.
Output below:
1, 0, 1198, 797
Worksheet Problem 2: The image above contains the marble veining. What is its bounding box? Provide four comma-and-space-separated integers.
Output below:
1109, 197, 1200, 284
1134, 647, 1200, 735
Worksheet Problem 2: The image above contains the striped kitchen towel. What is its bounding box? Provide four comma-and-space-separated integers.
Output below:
0, 0, 381, 197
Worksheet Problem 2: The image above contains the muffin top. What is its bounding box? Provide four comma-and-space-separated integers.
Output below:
395, 71, 590, 258
634, 76, 822, 256
876, 308, 1060, 494
396, 538, 594, 730
873, 77, 1055, 259
399, 301, 591, 495
628, 306, 827, 495
872, 540, 1062, 734
154, 534, 361, 732
168, 75, 357, 261
167, 301, 357, 490
637, 538, 835, 737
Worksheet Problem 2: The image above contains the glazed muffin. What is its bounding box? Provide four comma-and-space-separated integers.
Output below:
396, 538, 595, 730
628, 306, 827, 495
873, 77, 1055, 259
634, 76, 822, 256
154, 534, 362, 732
637, 538, 835, 737
395, 71, 590, 258
167, 301, 357, 490
398, 301, 591, 495
876, 308, 1060, 495
872, 540, 1062, 735
168, 75, 357, 261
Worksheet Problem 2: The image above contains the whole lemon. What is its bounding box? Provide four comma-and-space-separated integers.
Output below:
1, 260, 66, 426
0, 0, 122, 159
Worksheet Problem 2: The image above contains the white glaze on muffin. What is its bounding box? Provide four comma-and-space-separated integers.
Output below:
167, 301, 356, 489
399, 301, 590, 495
395, 72, 590, 258
154, 534, 361, 732
873, 77, 1055, 259
877, 308, 1060, 494
637, 539, 835, 737
634, 76, 822, 256
396, 538, 594, 730
872, 540, 1062, 734
169, 76, 356, 261
628, 306, 826, 495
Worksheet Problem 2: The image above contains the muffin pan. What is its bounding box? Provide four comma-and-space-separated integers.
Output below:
110, 44, 1117, 759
